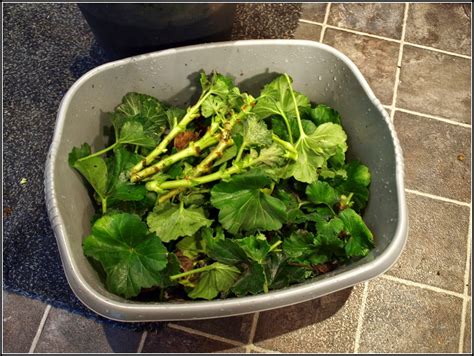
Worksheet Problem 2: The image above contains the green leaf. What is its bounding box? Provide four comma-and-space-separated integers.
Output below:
201, 96, 227, 118
112, 181, 147, 202
200, 72, 235, 99
265, 254, 309, 290
313, 218, 346, 260
235, 233, 272, 264
283, 222, 345, 266
307, 254, 331, 265
210, 171, 287, 234
296, 208, 332, 225
292, 140, 325, 183
271, 116, 316, 144
271, 116, 290, 141
336, 161, 371, 211
188, 262, 240, 300
117, 120, 156, 147
155, 253, 181, 289
165, 107, 186, 130
116, 92, 167, 120
283, 231, 315, 259
205, 236, 246, 265
107, 191, 156, 217
68, 143, 91, 166
228, 87, 245, 111
292, 122, 348, 183
176, 235, 203, 259
253, 75, 310, 121
113, 93, 168, 146
347, 161, 371, 186
309, 104, 342, 126
328, 146, 346, 170
107, 147, 147, 203
274, 189, 305, 224
253, 144, 287, 168
199, 72, 240, 119
83, 213, 168, 298
242, 115, 272, 147
147, 202, 212, 243
306, 181, 339, 208
231, 262, 266, 296
339, 208, 374, 257
73, 156, 108, 200
301, 122, 347, 159
300, 119, 317, 135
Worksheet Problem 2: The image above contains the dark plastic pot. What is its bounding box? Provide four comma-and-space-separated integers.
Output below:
78, 3, 237, 57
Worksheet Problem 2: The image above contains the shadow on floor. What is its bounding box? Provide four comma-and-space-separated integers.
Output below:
100, 288, 353, 352
69, 40, 117, 79
253, 287, 354, 343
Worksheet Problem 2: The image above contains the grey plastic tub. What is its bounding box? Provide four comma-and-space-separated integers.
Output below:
44, 39, 408, 322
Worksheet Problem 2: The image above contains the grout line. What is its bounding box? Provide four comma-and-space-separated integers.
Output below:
28, 304, 51, 354
167, 323, 244, 347
299, 19, 322, 25
458, 206, 472, 352
353, 282, 369, 353
405, 189, 471, 208
246, 344, 281, 354
248, 312, 260, 344
319, 3, 331, 42
465, 205, 472, 294
459, 298, 469, 353
381, 275, 465, 299
300, 19, 400, 43
393, 107, 471, 128
405, 42, 472, 59
326, 23, 400, 43
299, 19, 323, 26
298, 19, 471, 60
389, 2, 409, 121
136, 331, 148, 353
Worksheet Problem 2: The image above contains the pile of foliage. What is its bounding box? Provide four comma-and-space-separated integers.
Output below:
69, 72, 373, 301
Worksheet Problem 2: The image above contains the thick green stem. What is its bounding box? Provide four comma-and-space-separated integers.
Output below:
130, 91, 212, 174
346, 192, 354, 205
195, 110, 247, 173
101, 197, 107, 214
148, 134, 298, 193
158, 188, 184, 204
155, 110, 247, 203
196, 138, 234, 175
268, 240, 283, 253
284, 74, 306, 140
131, 132, 219, 182
157, 138, 234, 203
280, 111, 294, 144
78, 142, 118, 162
272, 134, 297, 155
147, 164, 243, 192
151, 137, 297, 196
235, 141, 247, 162
170, 264, 216, 281
263, 278, 269, 294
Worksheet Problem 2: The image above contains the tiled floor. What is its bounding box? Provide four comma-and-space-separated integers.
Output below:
3, 3, 472, 354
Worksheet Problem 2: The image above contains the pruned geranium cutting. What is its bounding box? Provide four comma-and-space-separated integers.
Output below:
69, 71, 374, 301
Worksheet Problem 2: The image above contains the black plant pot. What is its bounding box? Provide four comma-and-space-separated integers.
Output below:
78, 3, 237, 58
